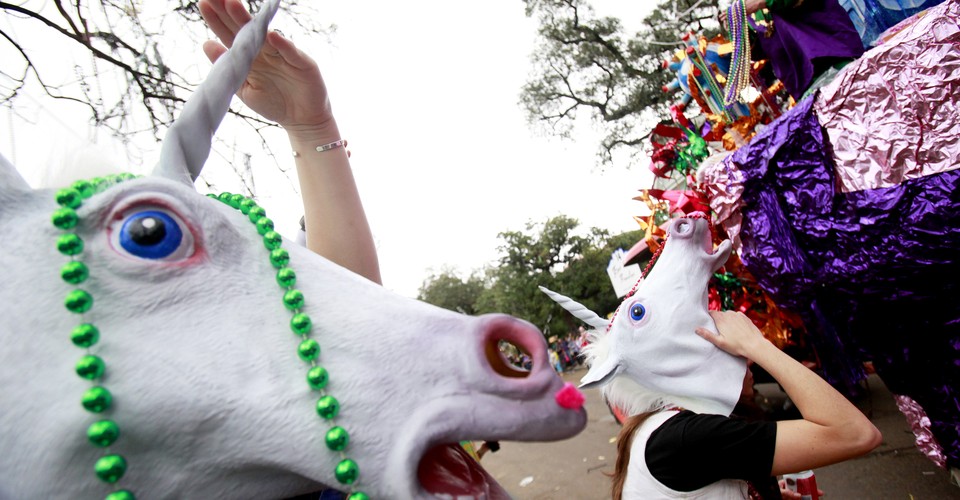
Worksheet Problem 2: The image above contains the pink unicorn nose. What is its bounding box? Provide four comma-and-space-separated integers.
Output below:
555, 382, 585, 410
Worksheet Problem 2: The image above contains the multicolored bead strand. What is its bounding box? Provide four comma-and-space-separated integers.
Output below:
210, 193, 368, 498
686, 47, 733, 122
53, 173, 138, 500
724, 0, 752, 106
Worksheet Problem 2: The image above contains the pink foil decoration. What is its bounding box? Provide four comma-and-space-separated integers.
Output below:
698, 151, 744, 250
894, 394, 948, 468
814, 0, 960, 193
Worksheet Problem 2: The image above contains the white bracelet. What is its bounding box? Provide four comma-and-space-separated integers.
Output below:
317, 139, 347, 152
292, 139, 347, 158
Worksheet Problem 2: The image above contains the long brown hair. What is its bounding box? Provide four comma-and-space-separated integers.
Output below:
610, 411, 655, 500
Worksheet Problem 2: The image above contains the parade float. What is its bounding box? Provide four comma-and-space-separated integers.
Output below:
625, 0, 959, 475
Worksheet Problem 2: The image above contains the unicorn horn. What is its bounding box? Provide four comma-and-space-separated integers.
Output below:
539, 286, 608, 330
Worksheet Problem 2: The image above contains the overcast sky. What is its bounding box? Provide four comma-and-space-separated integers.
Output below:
3, 1, 656, 298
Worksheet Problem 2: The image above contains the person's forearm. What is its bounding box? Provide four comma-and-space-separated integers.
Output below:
288, 122, 382, 285
747, 340, 866, 428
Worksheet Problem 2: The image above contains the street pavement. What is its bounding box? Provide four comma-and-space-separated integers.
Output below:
481, 368, 959, 499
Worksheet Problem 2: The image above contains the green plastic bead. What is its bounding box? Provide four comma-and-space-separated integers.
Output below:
247, 206, 266, 223
57, 233, 84, 256
291, 313, 312, 335
206, 193, 218, 199
255, 217, 275, 236
76, 354, 106, 380
105, 489, 136, 500
90, 177, 105, 191
263, 230, 283, 250
87, 420, 120, 447
228, 193, 245, 209
238, 198, 255, 215
269, 249, 290, 269
298, 339, 320, 361
51, 207, 79, 229
217, 192, 234, 205
55, 188, 83, 208
276, 267, 296, 288
71, 323, 100, 347
82, 386, 112, 413
94, 454, 127, 483
316, 395, 340, 420
334, 458, 359, 485
65, 289, 93, 313
346, 492, 370, 500
325, 426, 349, 451
72, 179, 94, 199
306, 366, 329, 390
283, 289, 304, 310
61, 261, 90, 284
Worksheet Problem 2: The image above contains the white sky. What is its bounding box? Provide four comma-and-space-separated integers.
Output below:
2, 1, 656, 298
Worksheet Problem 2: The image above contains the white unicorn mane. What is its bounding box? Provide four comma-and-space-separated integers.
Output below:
583, 328, 690, 416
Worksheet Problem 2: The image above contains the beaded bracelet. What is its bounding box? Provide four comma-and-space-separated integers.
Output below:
292, 139, 347, 158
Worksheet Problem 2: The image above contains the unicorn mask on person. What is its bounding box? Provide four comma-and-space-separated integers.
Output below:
0, 1, 586, 498
542, 214, 746, 417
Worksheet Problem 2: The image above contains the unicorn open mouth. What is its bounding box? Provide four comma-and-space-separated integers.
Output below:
418, 444, 511, 499
672, 212, 729, 258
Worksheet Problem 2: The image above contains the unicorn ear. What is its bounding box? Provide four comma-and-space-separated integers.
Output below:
579, 354, 622, 389
153, 0, 281, 184
539, 286, 608, 331
0, 154, 30, 196
710, 239, 733, 272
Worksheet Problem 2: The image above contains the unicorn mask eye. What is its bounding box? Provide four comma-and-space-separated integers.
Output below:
628, 302, 648, 323
111, 208, 195, 261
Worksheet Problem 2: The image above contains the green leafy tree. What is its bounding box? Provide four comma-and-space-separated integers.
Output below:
476, 215, 606, 338
417, 267, 487, 315
415, 215, 648, 340
553, 228, 645, 330
521, 0, 721, 167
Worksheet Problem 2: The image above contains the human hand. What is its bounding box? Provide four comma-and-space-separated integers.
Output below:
198, 0, 336, 138
695, 310, 767, 359
778, 479, 825, 499
720, 0, 767, 28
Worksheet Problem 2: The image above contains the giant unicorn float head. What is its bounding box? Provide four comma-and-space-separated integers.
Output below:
0, 1, 586, 498
542, 214, 746, 416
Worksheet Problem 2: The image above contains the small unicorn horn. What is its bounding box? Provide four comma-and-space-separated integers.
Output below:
539, 286, 608, 330
153, 0, 281, 184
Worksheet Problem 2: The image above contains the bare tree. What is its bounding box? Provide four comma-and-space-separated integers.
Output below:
521, 0, 721, 168
1, 0, 332, 188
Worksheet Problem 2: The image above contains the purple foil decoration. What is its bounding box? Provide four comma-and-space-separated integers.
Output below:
894, 394, 948, 468
719, 94, 960, 469
815, 0, 960, 193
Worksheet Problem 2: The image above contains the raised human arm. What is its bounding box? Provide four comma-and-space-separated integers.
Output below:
696, 311, 882, 475
198, 0, 381, 284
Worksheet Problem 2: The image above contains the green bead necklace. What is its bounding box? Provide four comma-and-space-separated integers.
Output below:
51, 175, 369, 500
53, 174, 138, 500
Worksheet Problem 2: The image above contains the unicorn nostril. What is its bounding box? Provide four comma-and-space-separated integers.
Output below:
484, 338, 531, 378
480, 314, 552, 379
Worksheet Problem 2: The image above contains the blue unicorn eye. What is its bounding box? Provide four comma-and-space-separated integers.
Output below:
629, 303, 646, 321
118, 210, 186, 260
